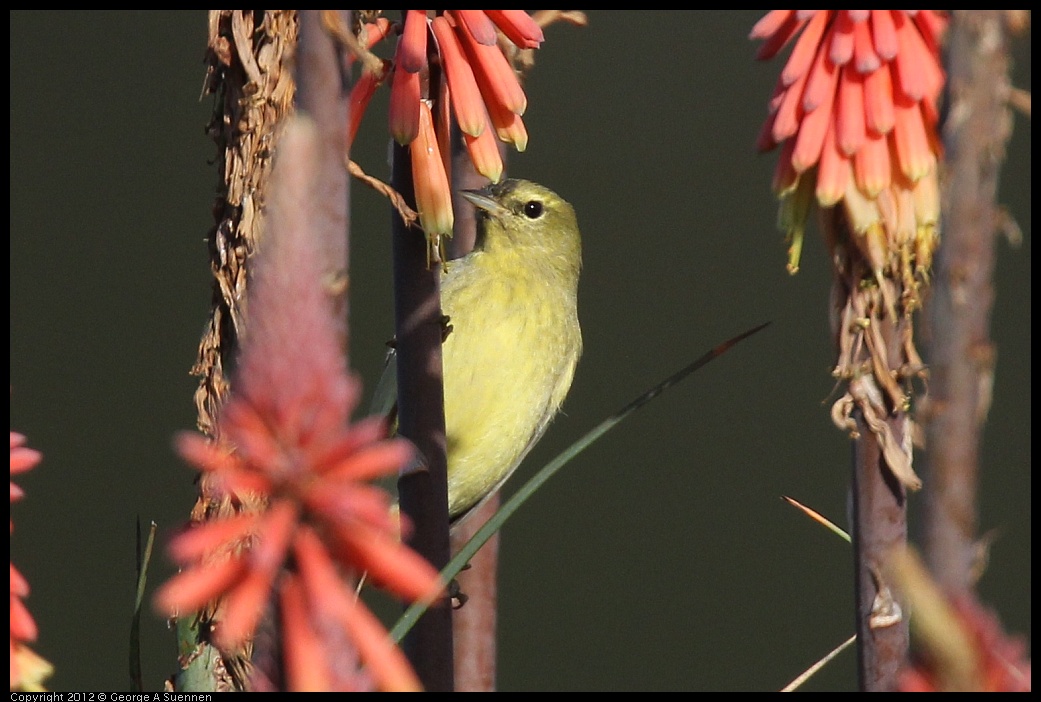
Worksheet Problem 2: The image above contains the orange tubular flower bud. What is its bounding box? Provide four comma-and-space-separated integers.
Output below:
892, 97, 934, 183
781, 11, 828, 88
388, 65, 421, 146
484, 10, 545, 49
836, 67, 866, 156
412, 100, 454, 244
790, 59, 837, 173
853, 129, 891, 198
771, 66, 811, 144
451, 10, 498, 46
347, 63, 387, 149
455, 15, 528, 116
431, 16, 487, 137
485, 96, 528, 152
397, 10, 428, 74
464, 122, 504, 183
871, 9, 899, 61
816, 120, 851, 207
752, 11, 806, 62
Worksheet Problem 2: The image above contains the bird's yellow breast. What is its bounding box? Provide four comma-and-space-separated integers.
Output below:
440, 247, 581, 518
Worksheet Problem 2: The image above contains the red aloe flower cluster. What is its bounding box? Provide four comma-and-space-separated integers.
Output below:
752, 10, 946, 280
153, 120, 443, 691
349, 10, 543, 246
10, 431, 51, 691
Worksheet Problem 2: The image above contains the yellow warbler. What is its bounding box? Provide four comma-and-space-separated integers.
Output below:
376, 178, 582, 525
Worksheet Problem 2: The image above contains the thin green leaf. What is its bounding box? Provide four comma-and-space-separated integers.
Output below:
392, 322, 770, 641
130, 519, 157, 692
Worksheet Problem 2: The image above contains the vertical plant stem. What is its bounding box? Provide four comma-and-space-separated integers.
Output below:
449, 497, 500, 691
448, 128, 500, 691
851, 407, 910, 691
391, 138, 455, 691
923, 10, 1016, 595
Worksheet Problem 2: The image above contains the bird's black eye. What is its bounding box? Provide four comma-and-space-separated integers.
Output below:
523, 200, 544, 219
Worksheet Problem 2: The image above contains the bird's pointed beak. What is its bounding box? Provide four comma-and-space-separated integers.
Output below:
459, 187, 508, 217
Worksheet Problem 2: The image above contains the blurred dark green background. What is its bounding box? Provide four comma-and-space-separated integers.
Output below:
9, 11, 1030, 692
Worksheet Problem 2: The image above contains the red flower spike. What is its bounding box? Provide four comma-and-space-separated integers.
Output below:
451, 10, 498, 46
484, 10, 544, 49
431, 15, 488, 137
752, 10, 945, 283
397, 10, 429, 74
154, 120, 443, 690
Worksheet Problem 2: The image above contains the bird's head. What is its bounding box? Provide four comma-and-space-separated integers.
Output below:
460, 179, 581, 277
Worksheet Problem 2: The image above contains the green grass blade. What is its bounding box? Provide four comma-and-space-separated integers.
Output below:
391, 322, 770, 642
130, 519, 157, 692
